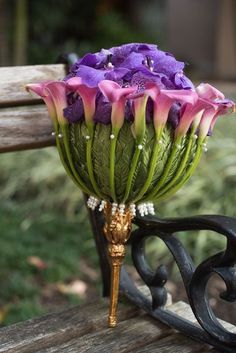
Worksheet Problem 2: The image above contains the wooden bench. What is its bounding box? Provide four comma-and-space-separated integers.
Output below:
0, 63, 236, 353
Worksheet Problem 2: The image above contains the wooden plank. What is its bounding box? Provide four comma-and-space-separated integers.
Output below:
0, 298, 231, 353
170, 301, 236, 333
0, 64, 66, 106
135, 333, 210, 353
0, 105, 55, 152
36, 315, 172, 353
0, 299, 140, 353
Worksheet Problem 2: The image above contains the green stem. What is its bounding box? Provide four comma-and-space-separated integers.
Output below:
133, 137, 161, 202
60, 124, 93, 195
122, 145, 142, 203
86, 128, 103, 198
109, 132, 118, 202
54, 123, 92, 195
156, 130, 195, 199
144, 137, 182, 201
154, 137, 205, 202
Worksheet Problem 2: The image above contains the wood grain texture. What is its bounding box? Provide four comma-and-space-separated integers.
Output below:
135, 333, 210, 353
0, 105, 55, 152
0, 64, 66, 106
0, 300, 218, 353
38, 315, 171, 353
0, 299, 139, 353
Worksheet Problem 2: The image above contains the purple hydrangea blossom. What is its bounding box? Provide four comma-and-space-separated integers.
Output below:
64, 43, 194, 126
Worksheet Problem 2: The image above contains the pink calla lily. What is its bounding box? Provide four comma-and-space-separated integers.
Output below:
132, 94, 149, 143
26, 81, 68, 125
45, 81, 68, 124
195, 83, 235, 138
175, 99, 208, 138
26, 81, 56, 122
98, 80, 136, 131
67, 77, 98, 131
210, 100, 235, 132
198, 106, 217, 138
176, 84, 235, 139
144, 83, 197, 139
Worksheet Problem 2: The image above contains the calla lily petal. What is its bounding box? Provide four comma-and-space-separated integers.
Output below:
26, 81, 67, 125
132, 94, 149, 142
176, 84, 231, 138
144, 83, 197, 138
196, 83, 225, 100
175, 100, 207, 138
67, 77, 98, 131
99, 80, 136, 131
98, 80, 136, 103
209, 99, 235, 133
45, 81, 68, 125
199, 107, 217, 138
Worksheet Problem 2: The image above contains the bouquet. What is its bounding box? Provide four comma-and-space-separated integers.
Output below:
27, 43, 235, 326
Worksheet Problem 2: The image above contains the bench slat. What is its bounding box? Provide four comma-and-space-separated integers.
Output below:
135, 333, 210, 353
38, 315, 171, 353
0, 64, 66, 106
0, 300, 139, 353
0, 105, 55, 152
0, 300, 217, 353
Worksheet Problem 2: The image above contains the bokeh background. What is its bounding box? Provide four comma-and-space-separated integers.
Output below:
0, 0, 236, 326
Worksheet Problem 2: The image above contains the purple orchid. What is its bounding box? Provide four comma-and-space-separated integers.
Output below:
64, 43, 194, 126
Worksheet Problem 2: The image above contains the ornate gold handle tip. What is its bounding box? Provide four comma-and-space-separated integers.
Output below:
103, 204, 133, 327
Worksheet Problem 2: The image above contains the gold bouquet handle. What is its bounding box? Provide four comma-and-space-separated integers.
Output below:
103, 204, 133, 327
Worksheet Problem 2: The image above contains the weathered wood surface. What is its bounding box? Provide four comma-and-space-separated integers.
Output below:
0, 299, 139, 353
0, 64, 66, 106
0, 299, 220, 353
134, 333, 210, 353
0, 105, 55, 152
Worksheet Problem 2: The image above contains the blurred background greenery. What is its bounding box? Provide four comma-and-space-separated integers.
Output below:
0, 0, 236, 325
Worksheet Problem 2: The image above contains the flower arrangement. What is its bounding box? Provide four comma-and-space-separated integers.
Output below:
26, 43, 235, 327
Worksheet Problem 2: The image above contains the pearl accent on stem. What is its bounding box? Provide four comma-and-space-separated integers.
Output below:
86, 197, 155, 217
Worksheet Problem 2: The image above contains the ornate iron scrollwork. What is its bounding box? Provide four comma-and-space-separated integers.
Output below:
119, 215, 236, 353
88, 205, 236, 352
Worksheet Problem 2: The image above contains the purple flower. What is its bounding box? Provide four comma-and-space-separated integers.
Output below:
64, 43, 194, 124
27, 43, 235, 139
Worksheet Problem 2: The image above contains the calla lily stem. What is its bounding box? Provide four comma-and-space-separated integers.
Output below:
155, 137, 205, 202
134, 132, 162, 202
86, 128, 103, 198
122, 143, 143, 203
60, 125, 93, 195
156, 129, 196, 199
145, 136, 182, 200
109, 131, 118, 202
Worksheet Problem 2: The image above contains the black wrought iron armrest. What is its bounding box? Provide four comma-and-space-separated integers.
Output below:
118, 214, 236, 353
